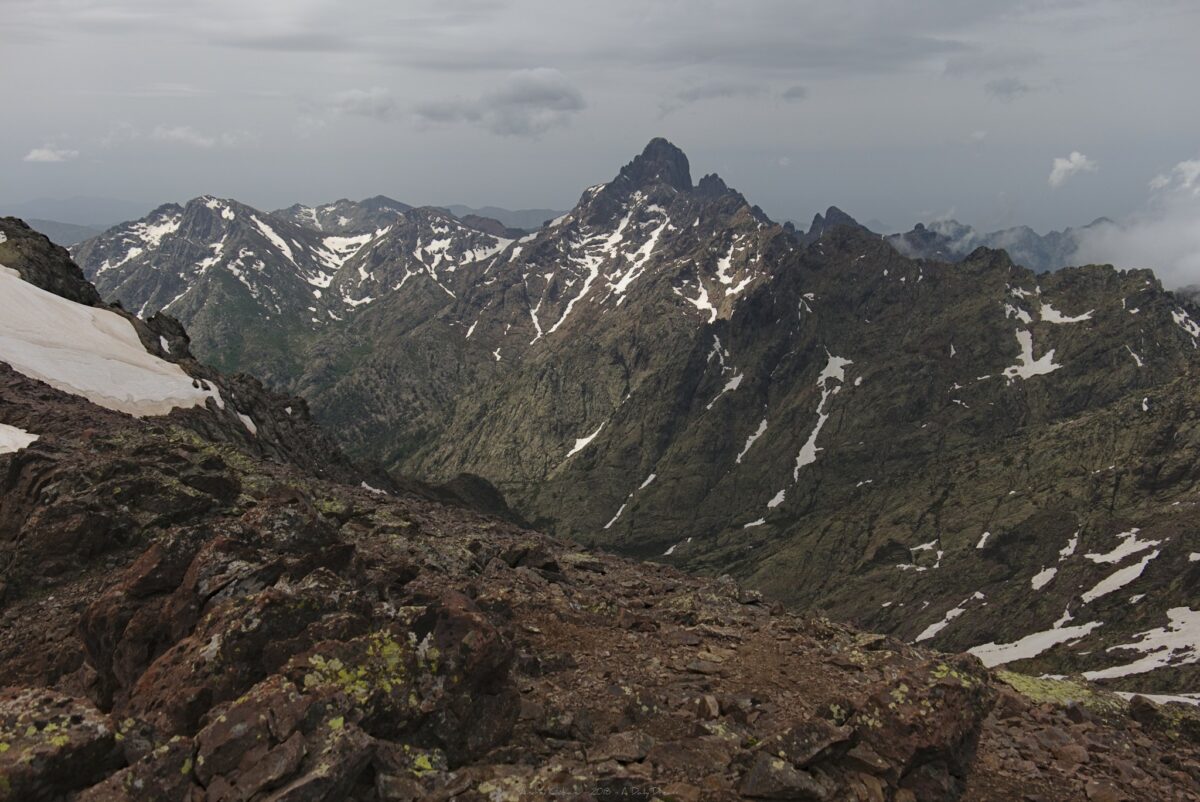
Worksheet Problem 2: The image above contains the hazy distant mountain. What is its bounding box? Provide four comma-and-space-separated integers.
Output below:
24, 218, 102, 246
1, 196, 152, 228
443, 204, 565, 231
887, 217, 1117, 272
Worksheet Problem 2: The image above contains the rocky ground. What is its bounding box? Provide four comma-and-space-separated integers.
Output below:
1, 359, 1199, 801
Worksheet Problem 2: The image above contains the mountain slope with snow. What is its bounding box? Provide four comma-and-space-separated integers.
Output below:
72, 197, 514, 383
67, 141, 1200, 692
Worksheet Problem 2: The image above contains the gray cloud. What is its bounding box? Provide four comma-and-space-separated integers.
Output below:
326, 88, 402, 122
92, 122, 252, 150
943, 47, 1040, 77
984, 76, 1033, 100
781, 85, 808, 101
660, 83, 764, 115
412, 68, 585, 137
220, 31, 356, 53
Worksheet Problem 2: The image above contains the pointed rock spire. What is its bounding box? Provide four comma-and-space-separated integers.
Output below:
616, 138, 693, 192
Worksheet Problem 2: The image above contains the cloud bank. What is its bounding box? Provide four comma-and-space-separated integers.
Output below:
1072, 156, 1200, 287
413, 68, 585, 137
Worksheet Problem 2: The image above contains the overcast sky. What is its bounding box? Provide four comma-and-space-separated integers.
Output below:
2, 0, 1198, 239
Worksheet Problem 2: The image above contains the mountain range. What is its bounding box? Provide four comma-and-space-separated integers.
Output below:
885, 218, 1117, 273
69, 139, 1200, 698
4, 175, 1200, 800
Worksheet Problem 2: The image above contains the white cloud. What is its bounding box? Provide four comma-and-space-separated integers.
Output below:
1073, 155, 1200, 287
150, 125, 249, 148
1149, 159, 1200, 195
23, 146, 79, 163
1048, 151, 1096, 188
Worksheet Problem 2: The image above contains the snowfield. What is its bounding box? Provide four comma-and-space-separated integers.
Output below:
0, 265, 218, 416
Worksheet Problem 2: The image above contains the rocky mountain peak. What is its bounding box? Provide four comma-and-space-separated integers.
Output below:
822, 205, 863, 229
0, 217, 103, 306
696, 172, 737, 200
614, 137, 693, 192
359, 194, 410, 213
805, 205, 868, 243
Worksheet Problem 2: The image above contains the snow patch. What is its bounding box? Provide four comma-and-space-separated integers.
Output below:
1085, 607, 1200, 680
1031, 566, 1057, 590
1004, 303, 1033, 325
792, 352, 853, 480
1081, 550, 1161, 604
706, 372, 744, 410
1002, 330, 1061, 382
1039, 302, 1093, 324
250, 215, 296, 265
916, 592, 984, 643
1084, 529, 1161, 564
0, 423, 38, 454
604, 503, 627, 530
969, 621, 1103, 668
0, 266, 218, 416
736, 418, 768, 463
566, 423, 605, 458
1059, 532, 1079, 560
1172, 309, 1200, 341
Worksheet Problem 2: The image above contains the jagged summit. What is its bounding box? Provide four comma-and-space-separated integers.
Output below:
804, 205, 869, 243
822, 205, 864, 229
614, 137, 694, 192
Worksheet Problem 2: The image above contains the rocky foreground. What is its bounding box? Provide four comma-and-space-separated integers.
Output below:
2, 381, 1200, 802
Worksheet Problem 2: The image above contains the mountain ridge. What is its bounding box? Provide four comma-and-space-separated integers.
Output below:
69, 139, 1200, 694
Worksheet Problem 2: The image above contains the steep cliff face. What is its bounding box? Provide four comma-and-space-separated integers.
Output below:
3, 223, 1200, 800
